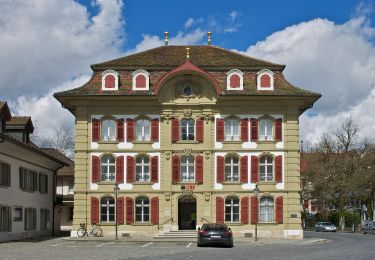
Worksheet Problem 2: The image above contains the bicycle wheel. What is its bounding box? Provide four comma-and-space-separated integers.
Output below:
92, 227, 103, 237
77, 228, 86, 237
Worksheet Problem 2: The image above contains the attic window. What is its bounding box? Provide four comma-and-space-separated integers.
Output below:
101, 70, 119, 91
226, 69, 243, 90
257, 69, 274, 91
183, 86, 192, 96
132, 69, 149, 90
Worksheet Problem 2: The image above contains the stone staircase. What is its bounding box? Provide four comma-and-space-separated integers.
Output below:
154, 230, 197, 239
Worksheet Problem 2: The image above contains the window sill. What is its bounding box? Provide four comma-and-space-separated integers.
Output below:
223, 140, 241, 144
258, 222, 277, 225
133, 141, 152, 144
97, 141, 119, 144
133, 182, 153, 185
222, 181, 242, 185
178, 182, 197, 185
131, 223, 153, 226
257, 140, 276, 144
257, 181, 276, 185
99, 222, 116, 226
176, 140, 199, 144
225, 222, 242, 226
21, 189, 36, 193
96, 181, 116, 185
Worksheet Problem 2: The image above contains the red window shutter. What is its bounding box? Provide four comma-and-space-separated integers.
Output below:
241, 118, 248, 142
117, 197, 124, 225
172, 118, 179, 142
196, 118, 204, 142
116, 156, 124, 183
92, 119, 100, 142
216, 156, 224, 183
135, 75, 146, 88
105, 74, 116, 88
250, 196, 258, 224
126, 197, 134, 225
151, 197, 159, 225
251, 156, 259, 183
241, 197, 249, 224
275, 155, 283, 183
92, 156, 100, 183
216, 118, 224, 142
126, 119, 135, 142
230, 74, 240, 88
275, 118, 282, 142
275, 196, 283, 224
126, 156, 134, 183
260, 74, 271, 88
240, 156, 248, 183
151, 156, 158, 183
172, 155, 180, 184
116, 119, 124, 142
91, 197, 99, 224
151, 118, 159, 142
250, 118, 258, 142
303, 200, 308, 209
216, 197, 224, 224
195, 155, 203, 184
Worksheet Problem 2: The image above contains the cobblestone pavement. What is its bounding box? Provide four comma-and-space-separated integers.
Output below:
0, 231, 374, 260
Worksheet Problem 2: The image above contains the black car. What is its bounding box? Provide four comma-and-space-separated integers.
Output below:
197, 223, 233, 247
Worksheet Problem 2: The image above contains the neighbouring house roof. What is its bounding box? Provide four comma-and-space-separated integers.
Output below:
6, 116, 34, 133
0, 101, 12, 121
41, 148, 74, 166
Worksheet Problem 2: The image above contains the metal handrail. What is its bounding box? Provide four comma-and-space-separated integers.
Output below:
158, 217, 173, 229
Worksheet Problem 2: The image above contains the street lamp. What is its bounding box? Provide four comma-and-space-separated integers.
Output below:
114, 182, 120, 240
254, 184, 260, 241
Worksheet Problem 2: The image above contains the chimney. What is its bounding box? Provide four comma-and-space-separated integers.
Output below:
164, 31, 169, 46
207, 32, 212, 45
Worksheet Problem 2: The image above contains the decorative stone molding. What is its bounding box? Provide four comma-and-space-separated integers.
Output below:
183, 109, 192, 117
204, 193, 210, 201
164, 151, 171, 160
164, 193, 171, 201
204, 151, 211, 160
182, 189, 193, 196
160, 113, 174, 123
201, 112, 214, 123
183, 148, 193, 156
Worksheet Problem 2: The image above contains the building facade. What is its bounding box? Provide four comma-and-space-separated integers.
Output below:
0, 102, 67, 242
55, 45, 320, 239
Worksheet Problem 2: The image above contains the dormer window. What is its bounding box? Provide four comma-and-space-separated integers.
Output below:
226, 69, 243, 90
257, 69, 274, 91
101, 70, 119, 90
132, 69, 149, 90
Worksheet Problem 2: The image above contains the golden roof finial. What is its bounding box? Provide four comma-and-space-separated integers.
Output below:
207, 32, 212, 45
186, 47, 190, 60
164, 31, 169, 46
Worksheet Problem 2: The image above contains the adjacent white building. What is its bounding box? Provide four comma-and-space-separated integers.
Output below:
0, 101, 67, 242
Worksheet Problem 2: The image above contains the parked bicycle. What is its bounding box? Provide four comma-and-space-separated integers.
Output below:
77, 222, 103, 237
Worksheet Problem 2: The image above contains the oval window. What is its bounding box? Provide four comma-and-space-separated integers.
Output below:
183, 86, 192, 96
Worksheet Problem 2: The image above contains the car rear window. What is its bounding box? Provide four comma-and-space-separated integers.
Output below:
202, 224, 228, 231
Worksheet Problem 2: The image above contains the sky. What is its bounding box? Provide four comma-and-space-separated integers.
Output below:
0, 0, 375, 147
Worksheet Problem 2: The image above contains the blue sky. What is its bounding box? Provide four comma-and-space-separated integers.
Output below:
1, 0, 375, 144
78, 0, 369, 51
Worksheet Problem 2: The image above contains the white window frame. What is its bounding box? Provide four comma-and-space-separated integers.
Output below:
136, 119, 151, 141
135, 155, 150, 182
101, 70, 119, 91
132, 69, 150, 90
224, 117, 240, 141
224, 155, 239, 182
100, 197, 115, 223
100, 155, 116, 182
180, 119, 195, 141
180, 156, 195, 182
135, 197, 150, 223
259, 155, 274, 182
226, 69, 243, 90
257, 69, 274, 91
260, 197, 274, 222
259, 118, 274, 141
101, 119, 116, 142
225, 197, 240, 223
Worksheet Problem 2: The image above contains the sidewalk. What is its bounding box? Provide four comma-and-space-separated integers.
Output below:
63, 236, 327, 245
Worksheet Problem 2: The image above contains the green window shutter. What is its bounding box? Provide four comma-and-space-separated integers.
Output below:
8, 206, 12, 232
33, 172, 38, 191
33, 208, 37, 230
19, 167, 24, 190
45, 175, 48, 194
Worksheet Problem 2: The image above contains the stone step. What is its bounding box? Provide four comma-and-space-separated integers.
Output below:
153, 230, 198, 239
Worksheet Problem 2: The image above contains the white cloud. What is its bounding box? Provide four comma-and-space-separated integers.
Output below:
0, 0, 124, 99
229, 11, 239, 21
244, 15, 375, 143
125, 29, 206, 54
0, 0, 124, 144
185, 18, 194, 29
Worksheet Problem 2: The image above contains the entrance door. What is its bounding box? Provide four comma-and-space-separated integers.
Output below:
178, 196, 197, 230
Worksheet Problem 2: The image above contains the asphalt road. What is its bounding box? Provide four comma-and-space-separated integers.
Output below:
0, 231, 374, 260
